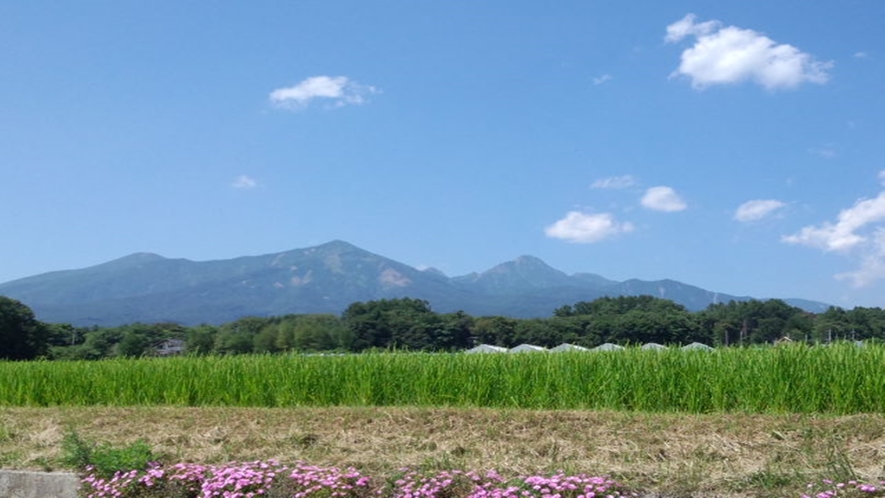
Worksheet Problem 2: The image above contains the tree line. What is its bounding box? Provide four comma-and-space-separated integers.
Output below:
1, 294, 883, 360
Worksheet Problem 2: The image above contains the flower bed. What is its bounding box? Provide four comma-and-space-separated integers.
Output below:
79, 461, 635, 498
803, 479, 885, 498
79, 461, 885, 498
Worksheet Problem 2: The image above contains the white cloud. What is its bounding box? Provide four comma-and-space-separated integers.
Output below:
641, 186, 687, 212
269, 76, 379, 110
783, 192, 885, 252
734, 199, 786, 222
590, 175, 635, 189
836, 229, 885, 286
592, 74, 613, 85
665, 14, 832, 90
232, 175, 257, 189
665, 14, 720, 43
854, 51, 869, 59
545, 211, 634, 243
784, 185, 885, 287
878, 170, 885, 186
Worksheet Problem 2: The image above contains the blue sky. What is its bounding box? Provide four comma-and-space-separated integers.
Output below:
2, 1, 884, 309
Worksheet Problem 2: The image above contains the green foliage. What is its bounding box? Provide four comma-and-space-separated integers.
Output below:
550, 296, 702, 347
117, 330, 153, 357
343, 298, 451, 351
697, 299, 816, 345
0, 296, 49, 360
472, 316, 518, 347
40, 295, 885, 360
45, 323, 85, 347
61, 431, 158, 478
556, 295, 688, 317
59, 432, 93, 470
186, 324, 217, 355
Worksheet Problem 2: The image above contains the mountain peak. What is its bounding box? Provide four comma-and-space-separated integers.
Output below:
461, 255, 570, 293
323, 239, 356, 248
421, 266, 448, 277
487, 255, 561, 275
514, 255, 551, 267
313, 240, 359, 251
131, 252, 165, 260
98, 252, 167, 269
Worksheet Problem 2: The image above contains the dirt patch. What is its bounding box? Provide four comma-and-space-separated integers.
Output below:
2, 407, 884, 497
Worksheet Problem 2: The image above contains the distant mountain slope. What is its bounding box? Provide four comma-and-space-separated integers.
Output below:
0, 240, 831, 326
452, 256, 576, 293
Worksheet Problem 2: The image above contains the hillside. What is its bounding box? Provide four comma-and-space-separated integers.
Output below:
0, 240, 830, 326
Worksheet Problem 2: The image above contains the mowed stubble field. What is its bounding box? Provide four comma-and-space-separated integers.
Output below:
2, 345, 884, 497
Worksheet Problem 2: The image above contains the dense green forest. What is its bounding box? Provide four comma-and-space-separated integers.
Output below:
1, 294, 883, 360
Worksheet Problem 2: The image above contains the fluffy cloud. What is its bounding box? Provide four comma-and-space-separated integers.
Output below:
734, 199, 786, 222
665, 14, 832, 90
232, 175, 257, 189
545, 211, 634, 243
590, 175, 635, 189
783, 192, 885, 252
641, 186, 687, 212
665, 14, 720, 43
836, 229, 885, 287
269, 76, 379, 110
784, 190, 885, 286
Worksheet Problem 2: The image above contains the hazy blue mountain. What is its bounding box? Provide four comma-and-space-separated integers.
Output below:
0, 240, 832, 326
781, 298, 832, 314
452, 255, 575, 293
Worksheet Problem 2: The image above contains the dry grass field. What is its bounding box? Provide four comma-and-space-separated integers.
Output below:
2, 406, 884, 497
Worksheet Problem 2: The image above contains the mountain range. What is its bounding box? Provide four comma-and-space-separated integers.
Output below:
0, 240, 830, 326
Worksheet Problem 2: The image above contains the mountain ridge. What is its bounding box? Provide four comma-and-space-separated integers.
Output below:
0, 240, 832, 326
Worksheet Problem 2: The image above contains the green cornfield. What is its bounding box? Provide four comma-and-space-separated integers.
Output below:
2, 344, 883, 414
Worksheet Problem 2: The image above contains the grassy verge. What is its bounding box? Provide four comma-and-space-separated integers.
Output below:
2, 406, 883, 497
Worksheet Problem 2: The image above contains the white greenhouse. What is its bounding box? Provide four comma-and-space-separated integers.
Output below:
508, 344, 547, 353
550, 343, 590, 352
465, 344, 508, 354
592, 343, 625, 352
681, 342, 714, 351
641, 342, 667, 350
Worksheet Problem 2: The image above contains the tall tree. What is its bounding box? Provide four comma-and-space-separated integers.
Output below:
343, 298, 436, 351
0, 296, 49, 360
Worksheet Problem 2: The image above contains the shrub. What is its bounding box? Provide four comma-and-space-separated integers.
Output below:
61, 431, 158, 479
